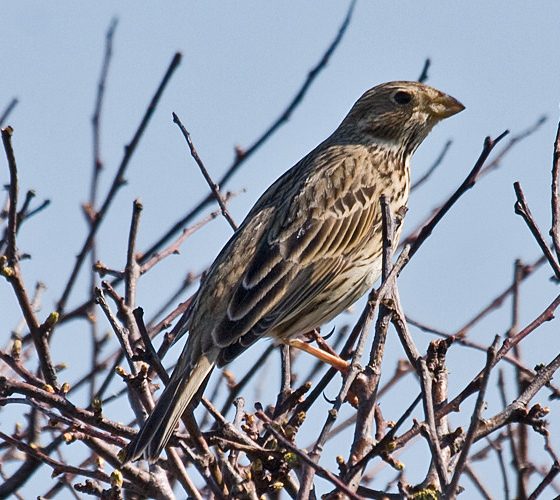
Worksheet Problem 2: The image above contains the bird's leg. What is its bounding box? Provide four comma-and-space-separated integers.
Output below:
286, 337, 363, 408
285, 338, 349, 372
305, 328, 340, 357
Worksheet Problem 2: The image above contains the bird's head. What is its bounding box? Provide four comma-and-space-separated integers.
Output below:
339, 81, 464, 155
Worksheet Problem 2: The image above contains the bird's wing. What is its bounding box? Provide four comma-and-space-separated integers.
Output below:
211, 149, 382, 360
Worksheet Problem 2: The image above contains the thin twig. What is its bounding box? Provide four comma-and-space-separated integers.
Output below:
88, 18, 118, 400
127, 0, 357, 264
1, 129, 59, 388
60, 197, 233, 324
20, 198, 50, 221
510, 259, 529, 499
514, 181, 560, 279
412, 140, 452, 192
3, 397, 125, 447
446, 336, 499, 498
551, 121, 560, 260
528, 460, 560, 500
140, 206, 224, 273
58, 0, 354, 324
219, 344, 275, 417
389, 288, 421, 368
95, 285, 135, 366
0, 376, 136, 437
0, 98, 18, 127
488, 437, 511, 500
401, 121, 541, 252
454, 255, 545, 338
0, 430, 113, 485
417, 58, 431, 83
0, 436, 65, 498
323, 361, 413, 444
477, 350, 560, 442
407, 313, 560, 400
395, 292, 560, 449
57, 52, 182, 314
256, 410, 362, 500
499, 371, 519, 500
351, 393, 422, 473
91, 18, 117, 202
408, 131, 509, 259
15, 190, 35, 230
464, 464, 493, 500
343, 196, 395, 492
469, 289, 560, 404
125, 199, 143, 308
480, 115, 547, 176
275, 344, 292, 414
419, 359, 448, 490
173, 112, 237, 230
2, 126, 18, 266
166, 448, 204, 500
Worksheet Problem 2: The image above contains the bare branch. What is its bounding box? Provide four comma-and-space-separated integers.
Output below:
446, 336, 499, 498
172, 112, 237, 230
0, 98, 18, 127
57, 52, 182, 314
0, 430, 113, 485
395, 292, 560, 450
133, 0, 357, 261
91, 18, 117, 197
417, 58, 431, 83
412, 139, 452, 192
551, 121, 560, 259
256, 409, 362, 500
514, 181, 560, 279
419, 359, 448, 490
408, 131, 509, 259
1, 126, 18, 266
528, 460, 560, 500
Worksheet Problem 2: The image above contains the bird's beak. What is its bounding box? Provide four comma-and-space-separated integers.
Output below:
428, 93, 465, 120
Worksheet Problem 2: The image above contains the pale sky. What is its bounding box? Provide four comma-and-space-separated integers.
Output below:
2, 2, 560, 497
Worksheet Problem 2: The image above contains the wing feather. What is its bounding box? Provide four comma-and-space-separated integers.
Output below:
185, 145, 393, 368
212, 165, 380, 350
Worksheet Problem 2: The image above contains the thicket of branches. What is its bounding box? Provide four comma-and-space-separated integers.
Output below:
1, 5, 560, 499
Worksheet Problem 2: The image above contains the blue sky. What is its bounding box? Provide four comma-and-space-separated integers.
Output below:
2, 2, 560, 497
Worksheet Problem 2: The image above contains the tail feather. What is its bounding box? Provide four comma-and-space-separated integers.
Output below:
122, 351, 217, 463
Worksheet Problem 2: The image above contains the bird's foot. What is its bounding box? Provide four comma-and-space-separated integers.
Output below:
285, 338, 361, 407
285, 338, 349, 372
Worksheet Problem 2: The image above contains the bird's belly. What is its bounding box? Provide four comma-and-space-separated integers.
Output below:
273, 210, 404, 340
275, 257, 382, 340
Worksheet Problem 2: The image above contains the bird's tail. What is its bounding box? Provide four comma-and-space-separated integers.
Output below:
122, 350, 217, 463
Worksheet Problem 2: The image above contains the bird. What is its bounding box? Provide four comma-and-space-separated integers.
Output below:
123, 81, 464, 462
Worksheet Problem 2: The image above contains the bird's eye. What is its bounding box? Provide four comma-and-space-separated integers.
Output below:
393, 91, 412, 105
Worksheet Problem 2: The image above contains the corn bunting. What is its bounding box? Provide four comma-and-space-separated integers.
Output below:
123, 81, 464, 462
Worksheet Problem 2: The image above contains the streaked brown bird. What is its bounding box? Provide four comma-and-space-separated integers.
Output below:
123, 81, 464, 462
